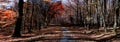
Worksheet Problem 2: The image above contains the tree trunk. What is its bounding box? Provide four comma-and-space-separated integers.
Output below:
113, 0, 119, 34
116, 0, 120, 27
103, 0, 107, 33
12, 0, 24, 37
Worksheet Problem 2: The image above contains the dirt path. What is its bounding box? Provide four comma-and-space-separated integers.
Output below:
37, 27, 95, 42
2, 26, 119, 42
60, 27, 76, 42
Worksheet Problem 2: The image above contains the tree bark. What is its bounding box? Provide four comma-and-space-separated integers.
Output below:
113, 0, 119, 34
103, 0, 107, 33
12, 0, 24, 37
116, 0, 120, 26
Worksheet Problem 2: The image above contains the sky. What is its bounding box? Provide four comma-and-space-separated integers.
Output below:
0, 0, 113, 9
0, 0, 28, 9
23, 0, 67, 3
0, 0, 15, 9
0, 0, 66, 9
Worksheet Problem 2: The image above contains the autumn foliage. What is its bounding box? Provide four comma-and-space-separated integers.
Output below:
0, 9, 17, 27
49, 1, 64, 17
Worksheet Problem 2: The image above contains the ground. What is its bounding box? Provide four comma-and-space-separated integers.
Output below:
0, 26, 120, 42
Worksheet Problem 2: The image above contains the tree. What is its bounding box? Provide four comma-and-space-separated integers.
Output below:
65, 0, 83, 25
113, 0, 119, 34
42, 1, 64, 26
12, 0, 23, 37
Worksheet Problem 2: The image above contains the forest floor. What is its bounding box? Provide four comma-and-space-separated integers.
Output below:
0, 26, 120, 42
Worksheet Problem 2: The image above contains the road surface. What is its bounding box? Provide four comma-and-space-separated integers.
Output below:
36, 27, 95, 42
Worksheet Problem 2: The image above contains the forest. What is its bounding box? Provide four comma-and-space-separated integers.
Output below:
0, 0, 120, 42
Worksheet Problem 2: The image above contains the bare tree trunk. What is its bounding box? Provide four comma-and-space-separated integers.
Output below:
103, 0, 107, 33
12, 0, 23, 37
113, 0, 119, 34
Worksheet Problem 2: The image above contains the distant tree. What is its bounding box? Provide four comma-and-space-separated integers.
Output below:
42, 1, 64, 26
12, 0, 23, 37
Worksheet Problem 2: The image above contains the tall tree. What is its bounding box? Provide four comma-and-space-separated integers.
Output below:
113, 0, 119, 34
116, 0, 120, 27
12, 0, 24, 37
103, 0, 107, 33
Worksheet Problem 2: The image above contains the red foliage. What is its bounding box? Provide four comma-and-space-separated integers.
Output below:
0, 9, 17, 20
49, 1, 64, 17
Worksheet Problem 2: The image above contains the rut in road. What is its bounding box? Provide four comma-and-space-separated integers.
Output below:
60, 27, 76, 42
